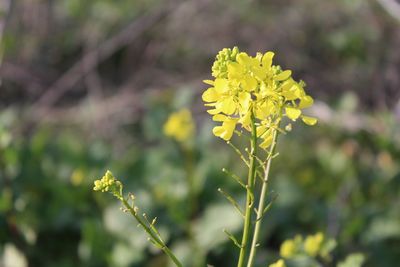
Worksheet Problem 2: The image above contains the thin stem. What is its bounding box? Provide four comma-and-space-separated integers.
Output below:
246, 130, 278, 267
183, 146, 205, 267
236, 114, 258, 267
122, 199, 183, 267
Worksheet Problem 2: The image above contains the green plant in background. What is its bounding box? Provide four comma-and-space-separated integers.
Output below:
275, 232, 365, 267
163, 108, 205, 267
94, 108, 199, 267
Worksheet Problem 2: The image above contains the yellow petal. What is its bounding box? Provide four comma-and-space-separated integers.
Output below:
285, 107, 301, 121
238, 92, 251, 112
212, 114, 227, 122
220, 97, 236, 115
241, 75, 257, 92
203, 79, 214, 86
212, 126, 225, 138
260, 135, 273, 149
236, 52, 251, 65
239, 111, 251, 127
212, 119, 237, 141
207, 108, 220, 115
281, 80, 300, 101
299, 95, 314, 109
227, 62, 243, 79
252, 66, 266, 81
275, 70, 292, 81
214, 78, 229, 93
281, 90, 298, 101
301, 116, 317, 125
221, 120, 237, 140
202, 87, 219, 102
262, 51, 274, 69
256, 125, 267, 137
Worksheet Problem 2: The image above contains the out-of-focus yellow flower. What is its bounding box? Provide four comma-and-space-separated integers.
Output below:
163, 109, 195, 143
71, 169, 84, 186
304, 232, 324, 257
280, 239, 297, 258
203, 47, 317, 148
269, 259, 286, 267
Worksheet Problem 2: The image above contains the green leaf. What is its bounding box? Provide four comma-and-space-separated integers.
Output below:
337, 253, 365, 267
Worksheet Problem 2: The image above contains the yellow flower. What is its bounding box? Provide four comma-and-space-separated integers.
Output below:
93, 170, 123, 199
269, 259, 286, 267
203, 47, 317, 148
71, 169, 84, 186
212, 114, 238, 140
280, 239, 297, 258
304, 232, 324, 257
163, 109, 195, 143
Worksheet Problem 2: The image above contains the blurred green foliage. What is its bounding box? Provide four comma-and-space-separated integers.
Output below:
1, 90, 400, 266
1, 0, 400, 266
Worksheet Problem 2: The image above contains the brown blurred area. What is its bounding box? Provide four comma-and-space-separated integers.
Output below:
0, 0, 400, 122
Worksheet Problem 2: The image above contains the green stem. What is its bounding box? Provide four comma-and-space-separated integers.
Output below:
184, 147, 205, 267
122, 199, 183, 267
237, 114, 258, 267
246, 130, 278, 267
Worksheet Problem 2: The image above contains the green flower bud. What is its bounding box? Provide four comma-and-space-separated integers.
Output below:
211, 46, 240, 78
93, 170, 123, 199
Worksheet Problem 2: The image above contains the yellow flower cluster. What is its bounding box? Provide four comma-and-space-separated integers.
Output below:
304, 232, 324, 257
280, 234, 304, 258
163, 108, 195, 143
269, 259, 286, 267
280, 238, 297, 258
280, 232, 325, 259
203, 47, 317, 148
93, 170, 122, 199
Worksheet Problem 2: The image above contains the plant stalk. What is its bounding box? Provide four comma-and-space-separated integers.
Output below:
246, 129, 278, 267
237, 115, 258, 267
122, 199, 183, 267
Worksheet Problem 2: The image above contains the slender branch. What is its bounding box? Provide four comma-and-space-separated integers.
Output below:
236, 113, 258, 267
246, 130, 278, 267
222, 168, 246, 188
121, 198, 183, 267
218, 188, 245, 217
224, 229, 243, 248
227, 141, 250, 167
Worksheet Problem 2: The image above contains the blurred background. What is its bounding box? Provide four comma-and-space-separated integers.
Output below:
0, 0, 400, 266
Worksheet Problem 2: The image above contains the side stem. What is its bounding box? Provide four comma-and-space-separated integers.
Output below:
122, 199, 183, 267
246, 130, 278, 267
236, 115, 258, 267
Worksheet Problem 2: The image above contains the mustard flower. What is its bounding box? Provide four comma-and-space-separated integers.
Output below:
163, 108, 195, 143
280, 239, 297, 258
304, 232, 324, 257
203, 47, 317, 148
269, 259, 286, 267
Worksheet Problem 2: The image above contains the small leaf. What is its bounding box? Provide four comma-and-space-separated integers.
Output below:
337, 253, 365, 267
